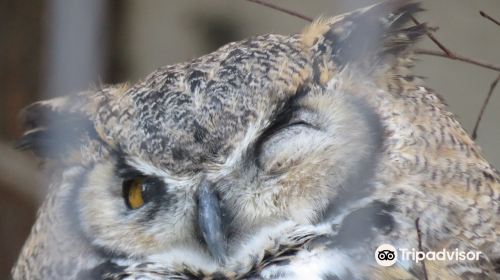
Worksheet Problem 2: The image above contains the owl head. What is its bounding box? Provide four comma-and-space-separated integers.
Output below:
15, 1, 425, 278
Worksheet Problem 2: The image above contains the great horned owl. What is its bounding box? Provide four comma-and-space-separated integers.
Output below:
12, 1, 500, 279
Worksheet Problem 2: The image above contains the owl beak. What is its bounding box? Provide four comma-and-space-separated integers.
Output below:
196, 180, 227, 264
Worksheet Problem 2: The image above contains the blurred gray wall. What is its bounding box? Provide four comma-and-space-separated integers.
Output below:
43, 0, 108, 98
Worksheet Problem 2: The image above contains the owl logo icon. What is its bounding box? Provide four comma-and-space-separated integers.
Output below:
375, 244, 398, 266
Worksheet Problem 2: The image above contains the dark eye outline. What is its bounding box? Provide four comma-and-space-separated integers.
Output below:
286, 120, 315, 129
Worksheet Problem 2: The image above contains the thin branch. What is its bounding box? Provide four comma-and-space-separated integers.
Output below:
480, 11, 500, 26
245, 0, 313, 22
411, 16, 500, 72
472, 74, 500, 140
411, 16, 454, 57
413, 9, 500, 140
415, 48, 500, 72
415, 218, 429, 280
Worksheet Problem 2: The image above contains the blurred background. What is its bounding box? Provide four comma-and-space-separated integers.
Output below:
0, 0, 499, 276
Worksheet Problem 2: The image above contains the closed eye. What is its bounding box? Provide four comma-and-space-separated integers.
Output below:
253, 85, 319, 169
254, 118, 319, 170
287, 120, 318, 130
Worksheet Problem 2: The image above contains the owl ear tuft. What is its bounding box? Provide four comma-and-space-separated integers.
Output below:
16, 95, 97, 159
303, 0, 426, 77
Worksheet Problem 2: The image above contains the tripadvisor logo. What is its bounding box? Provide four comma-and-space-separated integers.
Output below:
375, 244, 482, 267
375, 244, 397, 266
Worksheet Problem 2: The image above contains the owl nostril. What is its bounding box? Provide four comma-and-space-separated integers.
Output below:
196, 179, 227, 264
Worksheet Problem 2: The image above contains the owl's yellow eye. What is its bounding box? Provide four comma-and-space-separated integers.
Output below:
127, 178, 145, 209
122, 176, 166, 210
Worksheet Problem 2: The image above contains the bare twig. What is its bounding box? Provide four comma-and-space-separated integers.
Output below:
414, 8, 500, 139
480, 11, 500, 26
415, 218, 429, 280
472, 74, 500, 140
411, 16, 500, 72
245, 0, 313, 22
411, 16, 454, 57
415, 48, 500, 72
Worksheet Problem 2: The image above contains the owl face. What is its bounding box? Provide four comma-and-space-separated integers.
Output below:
76, 83, 377, 261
